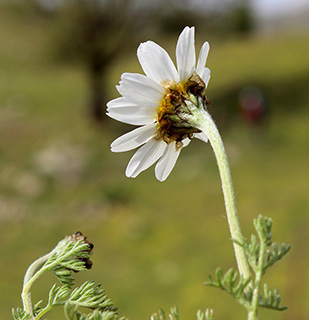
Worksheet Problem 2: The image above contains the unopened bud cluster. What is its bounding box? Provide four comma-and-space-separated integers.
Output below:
67, 231, 94, 270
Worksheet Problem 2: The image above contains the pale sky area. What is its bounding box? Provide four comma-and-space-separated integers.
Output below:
37, 0, 309, 19
252, 0, 309, 17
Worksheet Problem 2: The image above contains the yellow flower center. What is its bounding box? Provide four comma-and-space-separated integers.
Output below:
153, 72, 210, 149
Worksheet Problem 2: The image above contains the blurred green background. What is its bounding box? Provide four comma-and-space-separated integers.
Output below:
0, 0, 308, 319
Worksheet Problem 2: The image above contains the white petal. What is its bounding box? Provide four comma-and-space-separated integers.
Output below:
125, 139, 166, 178
117, 78, 161, 107
182, 138, 191, 148
201, 68, 211, 87
195, 131, 208, 143
107, 112, 154, 126
107, 97, 155, 124
155, 142, 181, 182
121, 73, 165, 95
137, 41, 179, 84
176, 26, 196, 83
111, 123, 156, 152
108, 105, 155, 117
196, 41, 210, 77
116, 73, 164, 107
155, 138, 191, 181
107, 97, 134, 109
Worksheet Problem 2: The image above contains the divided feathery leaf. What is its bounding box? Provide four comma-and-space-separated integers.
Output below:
47, 239, 91, 271
169, 307, 179, 320
246, 234, 260, 271
33, 285, 71, 320
150, 307, 179, 320
196, 309, 214, 320
14, 233, 97, 320
48, 284, 71, 306
44, 239, 92, 286
150, 309, 166, 320
68, 281, 116, 311
259, 284, 288, 311
234, 215, 291, 275
254, 215, 273, 247
12, 308, 31, 320
64, 304, 119, 320
205, 267, 252, 308
85, 309, 119, 320
232, 235, 259, 271
50, 265, 75, 286
33, 300, 43, 316
263, 242, 291, 274
225, 216, 290, 315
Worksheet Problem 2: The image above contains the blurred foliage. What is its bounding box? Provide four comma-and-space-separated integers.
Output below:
157, 0, 255, 36
41, 0, 159, 121
228, 1, 254, 35
0, 0, 257, 122
1, 0, 162, 121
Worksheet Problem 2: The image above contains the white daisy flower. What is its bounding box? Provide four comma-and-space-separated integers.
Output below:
107, 26, 211, 181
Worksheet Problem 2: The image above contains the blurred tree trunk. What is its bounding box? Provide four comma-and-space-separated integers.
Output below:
88, 55, 107, 122
89, 67, 104, 121
37, 0, 146, 123
22, 0, 189, 122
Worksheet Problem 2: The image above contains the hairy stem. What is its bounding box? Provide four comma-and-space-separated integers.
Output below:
184, 104, 251, 281
22, 252, 54, 318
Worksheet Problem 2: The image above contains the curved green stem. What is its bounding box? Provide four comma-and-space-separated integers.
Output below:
184, 103, 251, 281
22, 252, 54, 318
34, 303, 60, 320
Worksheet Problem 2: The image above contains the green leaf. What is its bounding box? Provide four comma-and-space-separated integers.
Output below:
45, 239, 93, 286
50, 265, 75, 286
48, 284, 71, 306
68, 281, 116, 311
205, 267, 252, 308
196, 309, 214, 320
259, 284, 288, 311
150, 307, 179, 320
263, 243, 291, 274
12, 308, 31, 320
254, 215, 273, 246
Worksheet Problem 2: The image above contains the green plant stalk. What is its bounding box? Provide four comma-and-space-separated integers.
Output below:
34, 304, 55, 320
248, 229, 266, 320
183, 102, 251, 281
21, 252, 54, 319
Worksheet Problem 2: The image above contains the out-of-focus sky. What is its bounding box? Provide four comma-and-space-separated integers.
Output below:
36, 0, 309, 18
252, 0, 309, 17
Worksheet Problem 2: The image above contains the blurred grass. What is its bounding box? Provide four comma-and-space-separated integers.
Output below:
0, 9, 309, 320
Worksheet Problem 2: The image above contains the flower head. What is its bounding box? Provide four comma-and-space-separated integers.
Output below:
107, 26, 211, 181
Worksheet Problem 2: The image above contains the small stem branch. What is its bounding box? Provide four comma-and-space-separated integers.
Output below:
34, 304, 56, 320
187, 106, 251, 280
248, 231, 266, 320
21, 252, 54, 318
248, 310, 257, 320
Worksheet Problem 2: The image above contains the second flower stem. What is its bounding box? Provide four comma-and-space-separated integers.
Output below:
22, 252, 54, 319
